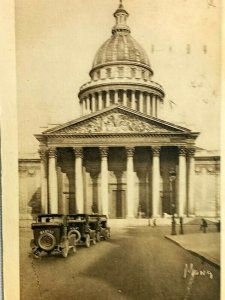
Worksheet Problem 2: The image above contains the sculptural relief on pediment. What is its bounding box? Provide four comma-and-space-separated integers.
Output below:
56, 112, 170, 134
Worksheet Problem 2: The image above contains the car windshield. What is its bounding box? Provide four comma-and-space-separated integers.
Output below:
38, 216, 62, 223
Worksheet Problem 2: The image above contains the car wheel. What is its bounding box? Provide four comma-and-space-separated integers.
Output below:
62, 241, 69, 258
105, 230, 110, 240
85, 234, 90, 248
96, 232, 101, 242
38, 233, 56, 251
68, 229, 81, 243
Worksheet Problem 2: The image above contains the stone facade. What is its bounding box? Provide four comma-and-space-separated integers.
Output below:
19, 2, 220, 225
19, 150, 220, 225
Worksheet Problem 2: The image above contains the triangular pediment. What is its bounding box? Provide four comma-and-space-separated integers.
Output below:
43, 106, 192, 135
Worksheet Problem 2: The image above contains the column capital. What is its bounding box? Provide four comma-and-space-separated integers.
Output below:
126, 147, 135, 157
187, 147, 195, 157
38, 149, 47, 161
99, 147, 108, 158
48, 147, 57, 158
73, 147, 83, 158
178, 146, 187, 156
152, 146, 161, 156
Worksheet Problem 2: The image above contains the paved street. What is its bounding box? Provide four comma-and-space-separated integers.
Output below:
20, 226, 220, 300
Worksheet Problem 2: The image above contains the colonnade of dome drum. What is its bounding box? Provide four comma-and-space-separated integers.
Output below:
79, 88, 162, 117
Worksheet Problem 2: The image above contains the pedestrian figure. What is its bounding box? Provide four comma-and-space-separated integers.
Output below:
153, 219, 156, 227
171, 215, 176, 235
216, 220, 220, 232
200, 218, 208, 233
179, 217, 184, 234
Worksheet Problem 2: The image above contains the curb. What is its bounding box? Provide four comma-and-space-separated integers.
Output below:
164, 235, 220, 269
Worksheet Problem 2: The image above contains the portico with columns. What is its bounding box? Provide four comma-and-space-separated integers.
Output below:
35, 106, 199, 219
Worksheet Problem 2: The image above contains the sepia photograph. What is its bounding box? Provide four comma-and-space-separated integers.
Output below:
1, 0, 223, 299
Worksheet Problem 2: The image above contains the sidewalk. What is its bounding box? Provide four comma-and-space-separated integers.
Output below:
165, 232, 220, 268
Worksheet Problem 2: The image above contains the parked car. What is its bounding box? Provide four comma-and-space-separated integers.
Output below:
89, 214, 110, 241
30, 214, 76, 258
66, 214, 96, 247
98, 214, 111, 240
88, 214, 101, 242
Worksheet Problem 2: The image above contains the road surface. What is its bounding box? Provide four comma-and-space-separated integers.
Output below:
20, 226, 220, 300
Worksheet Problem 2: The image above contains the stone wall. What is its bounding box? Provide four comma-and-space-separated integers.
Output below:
194, 156, 220, 217
18, 153, 220, 226
19, 159, 41, 227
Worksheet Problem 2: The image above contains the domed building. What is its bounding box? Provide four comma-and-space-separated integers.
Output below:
19, 1, 220, 224
78, 1, 164, 118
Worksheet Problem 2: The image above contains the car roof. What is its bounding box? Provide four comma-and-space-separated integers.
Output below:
67, 214, 88, 217
38, 214, 64, 217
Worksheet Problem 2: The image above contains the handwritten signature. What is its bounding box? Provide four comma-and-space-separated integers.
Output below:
183, 263, 213, 279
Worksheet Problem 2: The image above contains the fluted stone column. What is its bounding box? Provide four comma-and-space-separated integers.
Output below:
39, 149, 48, 213
122, 90, 126, 106
131, 90, 136, 110
155, 96, 158, 117
92, 94, 96, 112
178, 146, 187, 216
123, 90, 128, 107
187, 148, 195, 216
83, 98, 87, 115
48, 147, 58, 213
146, 94, 151, 115
152, 95, 156, 117
80, 99, 84, 116
139, 92, 144, 113
99, 91, 103, 110
150, 95, 153, 116
100, 147, 109, 216
114, 90, 119, 104
106, 91, 110, 107
152, 146, 161, 217
73, 147, 84, 213
81, 98, 85, 116
87, 96, 91, 114
126, 147, 135, 218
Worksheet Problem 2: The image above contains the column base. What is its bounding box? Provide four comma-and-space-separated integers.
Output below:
126, 215, 135, 219
152, 215, 161, 218
187, 214, 196, 218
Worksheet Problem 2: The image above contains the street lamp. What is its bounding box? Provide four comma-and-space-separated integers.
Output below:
169, 168, 176, 235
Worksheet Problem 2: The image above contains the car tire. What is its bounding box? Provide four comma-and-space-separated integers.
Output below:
85, 234, 90, 248
62, 240, 69, 258
104, 230, 110, 240
96, 232, 101, 242
68, 229, 81, 243
38, 233, 56, 251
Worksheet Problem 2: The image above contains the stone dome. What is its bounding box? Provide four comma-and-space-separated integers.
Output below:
78, 1, 164, 119
92, 33, 151, 68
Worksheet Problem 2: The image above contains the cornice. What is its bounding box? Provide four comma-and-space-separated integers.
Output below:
89, 61, 153, 77
79, 80, 164, 99
44, 132, 198, 139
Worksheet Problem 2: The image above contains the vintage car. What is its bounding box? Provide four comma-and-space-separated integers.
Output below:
66, 214, 96, 247
98, 214, 111, 240
89, 214, 111, 241
30, 214, 76, 258
88, 214, 101, 242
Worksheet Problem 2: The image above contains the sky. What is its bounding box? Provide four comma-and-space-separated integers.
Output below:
16, 0, 221, 157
